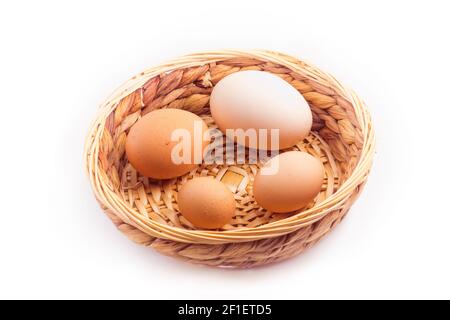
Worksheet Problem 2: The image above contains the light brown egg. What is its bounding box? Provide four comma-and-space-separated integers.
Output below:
125, 109, 209, 179
210, 70, 312, 150
178, 177, 236, 229
253, 151, 324, 213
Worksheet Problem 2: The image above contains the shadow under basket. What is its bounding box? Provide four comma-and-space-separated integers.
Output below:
83, 50, 375, 268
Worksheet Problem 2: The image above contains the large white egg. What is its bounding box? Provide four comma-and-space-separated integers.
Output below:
210, 70, 312, 150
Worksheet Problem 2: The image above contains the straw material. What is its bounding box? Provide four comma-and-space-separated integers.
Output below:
83, 50, 375, 267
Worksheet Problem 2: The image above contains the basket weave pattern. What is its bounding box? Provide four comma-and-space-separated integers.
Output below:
84, 50, 374, 267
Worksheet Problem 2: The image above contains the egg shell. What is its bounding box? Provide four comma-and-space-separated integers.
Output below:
210, 70, 312, 150
178, 177, 236, 229
253, 151, 324, 213
125, 109, 209, 179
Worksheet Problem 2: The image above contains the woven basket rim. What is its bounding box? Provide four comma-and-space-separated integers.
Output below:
83, 49, 375, 244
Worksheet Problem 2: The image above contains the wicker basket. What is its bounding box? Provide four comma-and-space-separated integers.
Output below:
83, 50, 375, 268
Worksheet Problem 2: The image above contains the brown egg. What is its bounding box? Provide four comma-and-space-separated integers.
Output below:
178, 177, 236, 229
125, 109, 209, 179
253, 151, 324, 213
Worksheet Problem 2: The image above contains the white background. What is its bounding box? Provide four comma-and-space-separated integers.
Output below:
1, 0, 449, 299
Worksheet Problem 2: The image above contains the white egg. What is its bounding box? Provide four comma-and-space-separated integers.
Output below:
210, 70, 312, 150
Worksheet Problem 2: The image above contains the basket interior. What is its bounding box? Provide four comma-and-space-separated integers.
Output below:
97, 58, 363, 231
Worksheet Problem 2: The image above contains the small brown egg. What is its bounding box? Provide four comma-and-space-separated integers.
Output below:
125, 109, 209, 179
253, 151, 324, 213
178, 177, 236, 229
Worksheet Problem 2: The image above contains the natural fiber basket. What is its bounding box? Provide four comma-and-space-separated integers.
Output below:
83, 50, 374, 268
